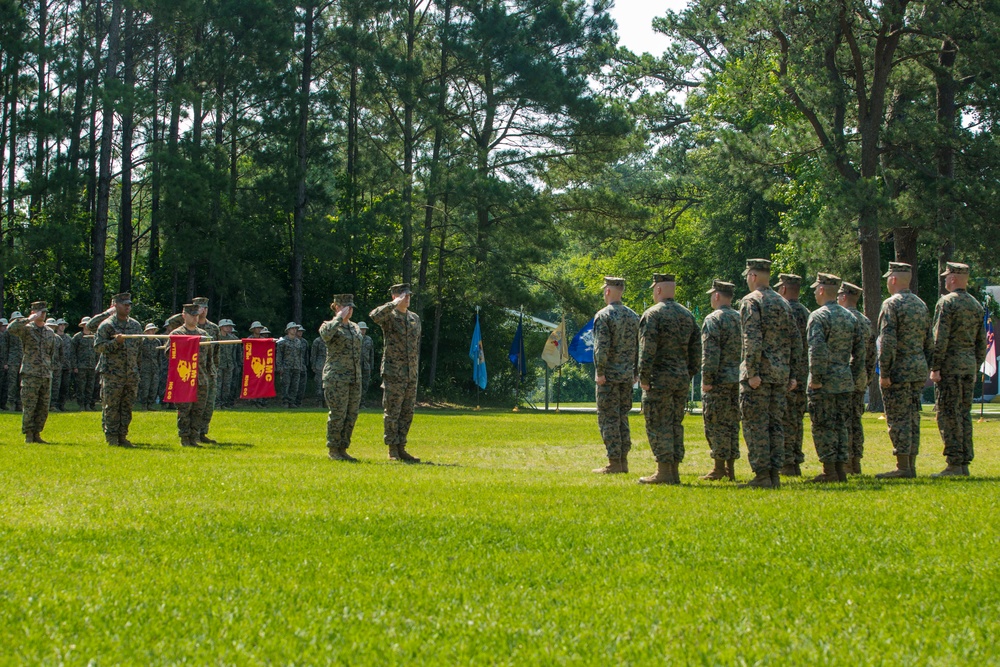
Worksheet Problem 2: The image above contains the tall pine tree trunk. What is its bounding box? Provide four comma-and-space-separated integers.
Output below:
291, 2, 315, 324
118, 5, 135, 293
149, 33, 161, 274
91, 0, 123, 313
935, 36, 958, 296
30, 0, 48, 220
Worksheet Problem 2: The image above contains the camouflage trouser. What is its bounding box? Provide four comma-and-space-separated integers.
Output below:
7, 370, 22, 409
883, 381, 923, 457
361, 371, 371, 398
641, 387, 687, 463
296, 370, 307, 407
138, 369, 159, 407
21, 375, 51, 435
808, 391, 851, 463
280, 369, 301, 407
92, 372, 102, 407
597, 381, 633, 459
783, 388, 806, 465
740, 382, 787, 473
313, 368, 325, 401
201, 374, 218, 435
101, 376, 139, 438
848, 390, 865, 459
936, 374, 975, 465
326, 379, 361, 451
383, 378, 417, 447
0, 367, 7, 408
50, 369, 62, 410
177, 385, 210, 440
76, 369, 96, 409
703, 383, 740, 460
218, 367, 235, 407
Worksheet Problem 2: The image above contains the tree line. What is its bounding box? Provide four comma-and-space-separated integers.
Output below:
3, 0, 999, 404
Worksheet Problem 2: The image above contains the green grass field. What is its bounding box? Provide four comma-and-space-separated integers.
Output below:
1, 407, 998, 665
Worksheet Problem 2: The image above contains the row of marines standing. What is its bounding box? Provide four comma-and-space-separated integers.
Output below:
591, 258, 987, 485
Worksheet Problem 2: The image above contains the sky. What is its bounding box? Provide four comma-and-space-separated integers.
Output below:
608, 0, 690, 55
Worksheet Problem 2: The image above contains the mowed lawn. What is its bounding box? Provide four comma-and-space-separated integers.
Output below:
1, 407, 998, 665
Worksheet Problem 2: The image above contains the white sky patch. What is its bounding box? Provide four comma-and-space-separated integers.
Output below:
609, 0, 690, 56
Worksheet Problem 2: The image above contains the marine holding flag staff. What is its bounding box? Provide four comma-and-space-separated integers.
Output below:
167, 305, 210, 448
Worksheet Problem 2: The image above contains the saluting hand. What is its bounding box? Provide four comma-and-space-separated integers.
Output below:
880, 377, 892, 389
930, 370, 941, 383
595, 374, 606, 386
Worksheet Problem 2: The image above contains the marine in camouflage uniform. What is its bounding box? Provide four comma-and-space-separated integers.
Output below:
90, 293, 144, 447
8, 303, 59, 442
370, 283, 422, 462
53, 321, 73, 410
6, 317, 24, 411
45, 320, 65, 410
930, 263, 987, 477
637, 273, 701, 485
137, 324, 162, 409
805, 274, 866, 483
165, 297, 219, 441
360, 322, 375, 402
311, 333, 326, 403
295, 325, 309, 407
875, 262, 933, 479
71, 317, 97, 411
592, 276, 640, 475
216, 320, 240, 408
0, 318, 8, 410
775, 274, 811, 476
168, 305, 210, 447
738, 258, 803, 489
275, 324, 301, 408
699, 280, 742, 481
837, 282, 876, 474
321, 295, 364, 460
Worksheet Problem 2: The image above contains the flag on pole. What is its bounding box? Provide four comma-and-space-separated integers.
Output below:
164, 336, 201, 403
569, 318, 595, 363
469, 311, 488, 389
982, 307, 996, 378
541, 318, 570, 369
509, 314, 527, 379
241, 338, 277, 399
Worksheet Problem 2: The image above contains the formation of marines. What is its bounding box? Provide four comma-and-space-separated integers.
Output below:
591, 258, 989, 486
1, 260, 989, 479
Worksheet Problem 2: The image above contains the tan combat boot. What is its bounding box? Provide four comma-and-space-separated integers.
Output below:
119, 435, 134, 448
725, 459, 736, 481
769, 468, 781, 488
739, 470, 772, 488
622, 452, 629, 473
834, 461, 847, 482
875, 454, 913, 479
593, 458, 625, 474
962, 464, 970, 476
671, 462, 682, 484
909, 455, 918, 477
34, 432, 49, 444
199, 434, 218, 444
340, 448, 358, 462
24, 432, 34, 444
699, 459, 727, 481
388, 445, 401, 460
932, 464, 965, 478
639, 462, 674, 485
181, 437, 201, 448
328, 448, 346, 461
397, 446, 420, 463
808, 462, 837, 483
778, 463, 799, 477
106, 435, 119, 447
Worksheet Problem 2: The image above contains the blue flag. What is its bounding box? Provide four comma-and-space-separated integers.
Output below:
509, 314, 527, 379
469, 312, 488, 389
569, 318, 595, 363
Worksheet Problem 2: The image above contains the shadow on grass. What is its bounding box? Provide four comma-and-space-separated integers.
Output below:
209, 442, 255, 450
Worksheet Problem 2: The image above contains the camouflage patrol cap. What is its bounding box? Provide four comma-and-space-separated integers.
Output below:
144, 323, 159, 332
357, 321, 368, 330
649, 273, 675, 287
112, 292, 132, 305
182, 303, 201, 316
940, 262, 970, 277
774, 273, 802, 289
390, 283, 412, 297
603, 276, 625, 288
192, 297, 209, 307
332, 294, 356, 309
882, 262, 911, 277
742, 259, 772, 276
706, 280, 735, 296
249, 321, 264, 330
30, 301, 48, 312
285, 321, 298, 332
810, 273, 843, 288
838, 281, 862, 297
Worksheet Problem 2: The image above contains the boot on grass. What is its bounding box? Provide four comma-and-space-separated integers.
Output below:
932, 464, 965, 478
739, 470, 772, 489
328, 447, 346, 461
593, 458, 625, 474
769, 468, 781, 488
808, 461, 837, 483
639, 462, 675, 485
834, 461, 847, 482
622, 452, 629, 473
339, 448, 358, 462
119, 434, 134, 448
199, 434, 218, 445
778, 463, 799, 477
875, 454, 913, 479
397, 446, 420, 463
699, 459, 727, 481
725, 459, 736, 481
24, 432, 34, 443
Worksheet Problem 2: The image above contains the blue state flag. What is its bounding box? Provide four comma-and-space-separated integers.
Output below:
469, 312, 488, 389
509, 314, 527, 379
569, 318, 595, 363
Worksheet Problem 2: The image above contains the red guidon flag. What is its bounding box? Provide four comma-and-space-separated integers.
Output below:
241, 338, 276, 399
165, 335, 201, 403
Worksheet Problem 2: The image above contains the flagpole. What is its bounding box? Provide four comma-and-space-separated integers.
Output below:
980, 372, 987, 423
556, 363, 561, 413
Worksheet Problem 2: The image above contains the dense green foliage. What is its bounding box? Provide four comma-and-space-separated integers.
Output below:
3, 0, 1000, 405
2, 409, 999, 663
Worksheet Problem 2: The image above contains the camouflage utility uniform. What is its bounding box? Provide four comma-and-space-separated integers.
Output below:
594, 300, 640, 463
783, 297, 810, 468
91, 308, 144, 444
843, 296, 876, 467
701, 304, 742, 461
71, 331, 97, 410
638, 299, 701, 464
8, 316, 58, 438
370, 297, 421, 458
0, 327, 8, 409
361, 334, 375, 399
217, 331, 241, 407
6, 333, 23, 411
311, 336, 326, 402
138, 337, 161, 408
168, 325, 210, 445
321, 311, 363, 457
